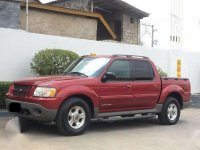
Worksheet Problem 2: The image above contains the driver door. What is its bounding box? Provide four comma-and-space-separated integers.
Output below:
99, 59, 133, 112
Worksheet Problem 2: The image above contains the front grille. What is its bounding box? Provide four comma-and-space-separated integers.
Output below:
13, 84, 31, 97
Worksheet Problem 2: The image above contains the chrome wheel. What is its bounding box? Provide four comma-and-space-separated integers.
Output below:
68, 106, 86, 129
167, 103, 178, 121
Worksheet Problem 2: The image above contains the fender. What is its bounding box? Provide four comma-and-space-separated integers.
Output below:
158, 85, 184, 104
56, 85, 99, 108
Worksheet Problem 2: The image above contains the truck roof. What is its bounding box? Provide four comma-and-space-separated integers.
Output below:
82, 54, 150, 60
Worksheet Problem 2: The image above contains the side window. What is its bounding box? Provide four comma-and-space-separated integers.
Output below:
106, 60, 131, 81
133, 60, 154, 80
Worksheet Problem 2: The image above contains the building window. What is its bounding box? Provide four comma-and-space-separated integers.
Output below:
133, 60, 154, 80
130, 17, 135, 24
114, 21, 122, 41
170, 35, 181, 43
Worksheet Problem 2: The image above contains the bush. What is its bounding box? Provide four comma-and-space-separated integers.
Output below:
30, 49, 79, 75
157, 67, 168, 77
0, 81, 12, 108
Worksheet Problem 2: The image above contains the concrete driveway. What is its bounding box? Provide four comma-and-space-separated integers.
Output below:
0, 108, 200, 150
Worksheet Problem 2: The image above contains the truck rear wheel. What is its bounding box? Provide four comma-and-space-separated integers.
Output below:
56, 98, 91, 136
158, 97, 181, 125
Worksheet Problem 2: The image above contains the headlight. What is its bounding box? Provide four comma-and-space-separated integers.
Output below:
33, 87, 56, 97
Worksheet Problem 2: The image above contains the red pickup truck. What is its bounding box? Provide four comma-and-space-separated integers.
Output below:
6, 55, 191, 136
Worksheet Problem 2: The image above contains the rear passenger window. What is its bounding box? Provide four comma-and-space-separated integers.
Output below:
107, 60, 131, 81
133, 60, 154, 80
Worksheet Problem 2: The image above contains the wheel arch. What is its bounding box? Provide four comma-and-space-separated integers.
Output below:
159, 85, 184, 109
166, 92, 183, 109
58, 94, 96, 118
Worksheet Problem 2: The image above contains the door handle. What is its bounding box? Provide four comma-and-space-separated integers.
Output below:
124, 84, 132, 88
153, 85, 158, 88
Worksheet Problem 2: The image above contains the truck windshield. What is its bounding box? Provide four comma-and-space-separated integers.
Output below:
65, 57, 110, 77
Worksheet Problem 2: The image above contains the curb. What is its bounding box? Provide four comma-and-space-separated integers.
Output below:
191, 95, 200, 105
0, 110, 12, 117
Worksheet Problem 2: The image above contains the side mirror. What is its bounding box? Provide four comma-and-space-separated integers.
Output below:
101, 72, 116, 82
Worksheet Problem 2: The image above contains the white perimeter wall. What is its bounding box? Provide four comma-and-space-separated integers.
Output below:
0, 28, 200, 93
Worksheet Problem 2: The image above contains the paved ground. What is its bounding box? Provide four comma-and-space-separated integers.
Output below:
0, 108, 200, 150
191, 95, 200, 108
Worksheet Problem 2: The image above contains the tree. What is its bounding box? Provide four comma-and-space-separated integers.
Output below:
30, 49, 79, 75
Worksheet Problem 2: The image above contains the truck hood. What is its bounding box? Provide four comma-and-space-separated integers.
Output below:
13, 76, 82, 85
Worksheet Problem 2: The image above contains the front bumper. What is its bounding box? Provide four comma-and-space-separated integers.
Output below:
182, 100, 192, 109
6, 99, 57, 122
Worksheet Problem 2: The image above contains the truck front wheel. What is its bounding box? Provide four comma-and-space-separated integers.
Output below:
158, 97, 181, 125
56, 98, 91, 136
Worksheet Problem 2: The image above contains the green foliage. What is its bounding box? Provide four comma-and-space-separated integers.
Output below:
0, 81, 12, 108
157, 66, 168, 77
30, 49, 79, 75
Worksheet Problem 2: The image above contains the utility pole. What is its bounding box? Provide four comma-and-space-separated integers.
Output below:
26, 0, 29, 31
141, 23, 157, 47
151, 25, 154, 47
90, 0, 94, 12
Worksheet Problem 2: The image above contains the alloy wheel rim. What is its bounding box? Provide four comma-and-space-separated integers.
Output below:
68, 106, 86, 129
167, 103, 178, 121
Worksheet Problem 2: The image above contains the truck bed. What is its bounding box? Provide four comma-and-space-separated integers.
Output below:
161, 77, 191, 101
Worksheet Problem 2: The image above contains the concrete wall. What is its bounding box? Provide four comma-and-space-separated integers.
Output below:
122, 15, 139, 44
0, 1, 20, 29
20, 8, 97, 40
0, 28, 200, 93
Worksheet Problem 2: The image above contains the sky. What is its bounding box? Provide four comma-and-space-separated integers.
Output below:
123, 0, 200, 51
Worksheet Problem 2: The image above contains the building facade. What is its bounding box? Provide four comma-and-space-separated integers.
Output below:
170, 0, 183, 49
0, 0, 148, 44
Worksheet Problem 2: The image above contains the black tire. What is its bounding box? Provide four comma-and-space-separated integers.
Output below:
158, 97, 181, 125
56, 98, 91, 136
18, 117, 29, 133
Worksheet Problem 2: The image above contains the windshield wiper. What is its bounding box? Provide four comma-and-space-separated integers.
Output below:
69, 72, 88, 77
